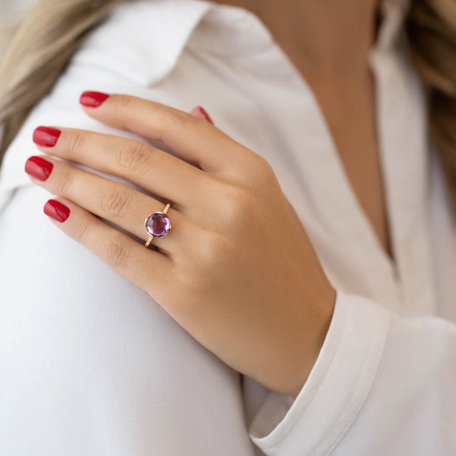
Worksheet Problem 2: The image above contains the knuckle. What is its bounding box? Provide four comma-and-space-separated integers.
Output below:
117, 142, 150, 173
159, 108, 194, 131
99, 185, 131, 218
72, 217, 90, 243
56, 169, 75, 196
114, 94, 133, 113
200, 231, 234, 266
246, 154, 276, 187
67, 130, 87, 156
255, 155, 275, 178
105, 234, 130, 268
222, 184, 257, 225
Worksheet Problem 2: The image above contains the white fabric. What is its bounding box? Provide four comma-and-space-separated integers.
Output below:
0, 0, 37, 24
0, 0, 455, 454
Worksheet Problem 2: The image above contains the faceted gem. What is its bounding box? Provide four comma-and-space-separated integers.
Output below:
145, 212, 171, 237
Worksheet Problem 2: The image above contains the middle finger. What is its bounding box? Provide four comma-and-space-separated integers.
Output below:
32, 126, 217, 209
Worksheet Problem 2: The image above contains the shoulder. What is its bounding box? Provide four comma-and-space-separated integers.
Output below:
0, 0, 214, 209
0, 0, 219, 338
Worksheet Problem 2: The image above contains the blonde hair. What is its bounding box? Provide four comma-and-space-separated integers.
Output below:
0, 0, 123, 163
0, 0, 455, 212
406, 0, 456, 210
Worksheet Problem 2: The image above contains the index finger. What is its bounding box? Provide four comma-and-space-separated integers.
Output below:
79, 91, 253, 175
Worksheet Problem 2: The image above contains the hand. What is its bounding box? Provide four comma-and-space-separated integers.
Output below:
25, 91, 336, 398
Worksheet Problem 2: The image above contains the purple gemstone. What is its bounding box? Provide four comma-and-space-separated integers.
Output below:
145, 212, 171, 237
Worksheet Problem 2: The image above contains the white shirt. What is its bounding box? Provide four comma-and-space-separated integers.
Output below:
0, 0, 455, 454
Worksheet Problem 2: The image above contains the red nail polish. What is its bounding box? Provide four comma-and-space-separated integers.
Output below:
44, 199, 70, 222
24, 156, 54, 181
79, 91, 110, 107
196, 106, 214, 125
33, 126, 61, 147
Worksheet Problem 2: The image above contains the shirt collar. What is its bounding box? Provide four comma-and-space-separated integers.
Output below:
188, 0, 412, 57
75, 0, 414, 70
71, 0, 214, 86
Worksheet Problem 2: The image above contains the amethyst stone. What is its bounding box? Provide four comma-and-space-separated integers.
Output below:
145, 212, 171, 237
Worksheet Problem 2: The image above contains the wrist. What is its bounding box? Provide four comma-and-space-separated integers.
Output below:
287, 284, 337, 399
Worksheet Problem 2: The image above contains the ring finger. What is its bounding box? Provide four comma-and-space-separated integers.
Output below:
24, 154, 191, 256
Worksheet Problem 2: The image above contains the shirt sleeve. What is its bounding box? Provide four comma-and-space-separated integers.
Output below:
247, 288, 456, 455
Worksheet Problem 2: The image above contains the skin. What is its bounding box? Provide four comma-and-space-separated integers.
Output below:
24, 0, 388, 398
213, 0, 392, 259
27, 95, 335, 399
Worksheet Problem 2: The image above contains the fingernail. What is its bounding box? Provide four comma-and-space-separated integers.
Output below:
33, 126, 61, 147
24, 156, 54, 181
44, 199, 70, 222
79, 91, 110, 107
196, 106, 214, 125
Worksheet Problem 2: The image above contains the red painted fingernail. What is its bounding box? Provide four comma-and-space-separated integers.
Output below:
24, 156, 54, 181
196, 106, 214, 125
79, 91, 110, 107
44, 199, 70, 222
33, 126, 61, 147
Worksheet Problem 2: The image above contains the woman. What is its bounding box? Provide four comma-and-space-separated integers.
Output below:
0, 0, 455, 454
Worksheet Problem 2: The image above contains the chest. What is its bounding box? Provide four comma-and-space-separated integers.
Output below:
305, 69, 394, 262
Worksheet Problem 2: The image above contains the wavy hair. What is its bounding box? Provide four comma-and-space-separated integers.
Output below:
406, 0, 456, 210
0, 0, 123, 164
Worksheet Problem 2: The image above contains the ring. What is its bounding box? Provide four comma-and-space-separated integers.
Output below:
144, 202, 172, 248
